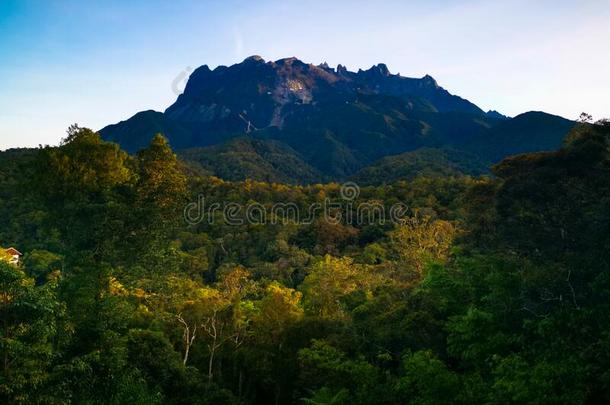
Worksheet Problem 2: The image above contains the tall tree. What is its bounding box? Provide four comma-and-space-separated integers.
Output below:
0, 261, 64, 403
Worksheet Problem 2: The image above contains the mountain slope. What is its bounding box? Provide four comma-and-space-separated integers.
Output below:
465, 111, 575, 162
100, 110, 191, 152
179, 137, 325, 184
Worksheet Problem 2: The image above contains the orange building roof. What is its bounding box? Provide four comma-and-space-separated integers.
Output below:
4, 247, 22, 256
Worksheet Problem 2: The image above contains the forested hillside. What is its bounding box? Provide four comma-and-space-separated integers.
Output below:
1, 121, 609, 404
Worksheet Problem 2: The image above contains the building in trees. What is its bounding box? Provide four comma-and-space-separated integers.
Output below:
1, 246, 22, 265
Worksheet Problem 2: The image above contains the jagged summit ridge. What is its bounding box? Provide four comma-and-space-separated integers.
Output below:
165, 55, 480, 131
217, 55, 440, 86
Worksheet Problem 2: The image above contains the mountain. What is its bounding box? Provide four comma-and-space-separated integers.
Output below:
465, 111, 576, 163
100, 56, 574, 183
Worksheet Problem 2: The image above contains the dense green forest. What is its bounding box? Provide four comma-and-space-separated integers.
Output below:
1, 121, 609, 404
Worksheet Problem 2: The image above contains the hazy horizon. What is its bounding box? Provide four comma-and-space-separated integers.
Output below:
1, 0, 609, 150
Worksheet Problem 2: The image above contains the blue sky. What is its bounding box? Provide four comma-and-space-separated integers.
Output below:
0, 0, 608, 149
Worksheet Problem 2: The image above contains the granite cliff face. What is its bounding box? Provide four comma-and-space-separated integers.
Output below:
159, 56, 484, 145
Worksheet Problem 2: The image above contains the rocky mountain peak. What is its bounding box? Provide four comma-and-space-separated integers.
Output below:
421, 74, 438, 87
372, 63, 391, 76
243, 55, 265, 63
275, 56, 301, 66
486, 110, 509, 120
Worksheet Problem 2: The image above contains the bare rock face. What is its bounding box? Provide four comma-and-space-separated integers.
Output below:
162, 56, 482, 136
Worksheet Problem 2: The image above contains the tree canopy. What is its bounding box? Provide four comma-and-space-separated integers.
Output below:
0, 123, 608, 403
